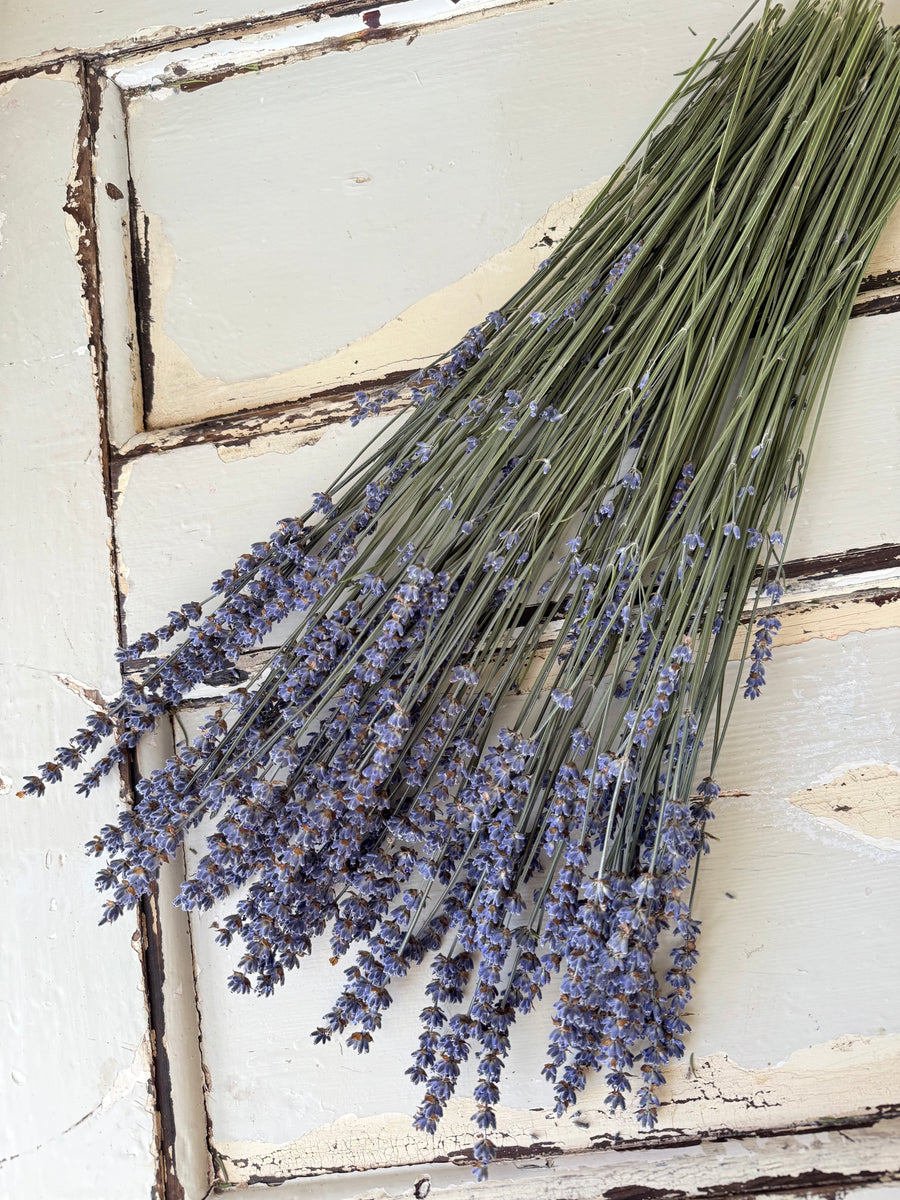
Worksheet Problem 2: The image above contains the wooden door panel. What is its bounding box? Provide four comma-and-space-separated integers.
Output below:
116, 0, 757, 430
6, 3, 900, 1197
113, 309, 900, 647
0, 68, 158, 1198
48, 1, 900, 1192
157, 626, 900, 1186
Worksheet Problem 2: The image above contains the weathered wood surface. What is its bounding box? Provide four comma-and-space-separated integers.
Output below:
5, 2, 900, 1196
214, 1119, 900, 1198
0, 70, 157, 1198
113, 309, 900, 646
114, 0, 764, 430
0, 0, 310, 75
106, 33, 900, 1175
112, 0, 900, 435
156, 625, 900, 1186
136, 723, 212, 1199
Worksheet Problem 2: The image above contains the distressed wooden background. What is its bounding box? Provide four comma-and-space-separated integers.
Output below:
2, 1, 899, 1198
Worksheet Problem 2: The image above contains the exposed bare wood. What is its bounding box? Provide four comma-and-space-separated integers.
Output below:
0, 67, 157, 1197
0, 0, 434, 81
108, 0, 583, 95
212, 1113, 900, 1196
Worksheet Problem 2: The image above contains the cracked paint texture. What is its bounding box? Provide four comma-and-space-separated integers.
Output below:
213, 1035, 900, 1182
789, 765, 900, 847
0, 70, 157, 1199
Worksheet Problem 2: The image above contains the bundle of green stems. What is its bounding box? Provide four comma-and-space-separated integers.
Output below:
29, 0, 900, 1172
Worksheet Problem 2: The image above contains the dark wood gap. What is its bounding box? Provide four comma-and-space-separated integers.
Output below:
138, 890, 186, 1200
856, 265, 900, 293
850, 288, 900, 319
66, 60, 210, 1198
124, 172, 157, 429
118, 18, 439, 98
780, 542, 900, 580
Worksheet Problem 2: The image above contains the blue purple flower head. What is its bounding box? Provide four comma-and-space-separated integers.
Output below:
22, 219, 794, 1182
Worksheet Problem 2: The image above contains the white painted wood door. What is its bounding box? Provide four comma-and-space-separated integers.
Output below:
3, 2, 900, 1197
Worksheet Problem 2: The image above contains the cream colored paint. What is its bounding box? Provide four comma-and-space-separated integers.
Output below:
133, 189, 900, 440
218, 1119, 900, 1200
123, 0, 765, 430
133, 180, 605, 430
867, 193, 900, 279
0, 71, 156, 1199
755, 593, 900, 651
215, 426, 330, 460
789, 765, 900, 847
213, 1034, 900, 1181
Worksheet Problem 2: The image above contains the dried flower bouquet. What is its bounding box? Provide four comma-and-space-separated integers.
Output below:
26, 0, 900, 1177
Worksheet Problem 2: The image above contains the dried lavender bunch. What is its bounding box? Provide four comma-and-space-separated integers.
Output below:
26, 0, 900, 1177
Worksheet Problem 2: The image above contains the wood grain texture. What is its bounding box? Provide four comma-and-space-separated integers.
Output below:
0, 69, 157, 1199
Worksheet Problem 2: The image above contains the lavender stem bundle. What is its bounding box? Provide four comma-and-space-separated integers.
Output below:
26, 0, 900, 1177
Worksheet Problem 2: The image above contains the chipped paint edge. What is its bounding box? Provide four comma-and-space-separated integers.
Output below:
128, 177, 604, 433
212, 1033, 900, 1183
788, 763, 900, 849
226, 1117, 900, 1199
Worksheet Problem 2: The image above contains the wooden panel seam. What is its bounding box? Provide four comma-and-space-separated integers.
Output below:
0, 0, 430, 82
105, 298, 900, 456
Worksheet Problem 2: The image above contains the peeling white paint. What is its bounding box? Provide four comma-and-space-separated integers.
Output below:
216, 428, 326, 462
0, 70, 157, 1200
759, 595, 900, 649
52, 672, 108, 710
868, 192, 900, 278
213, 1033, 900, 1181
123, 0, 770, 431
129, 152, 605, 429
111, 0, 563, 91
